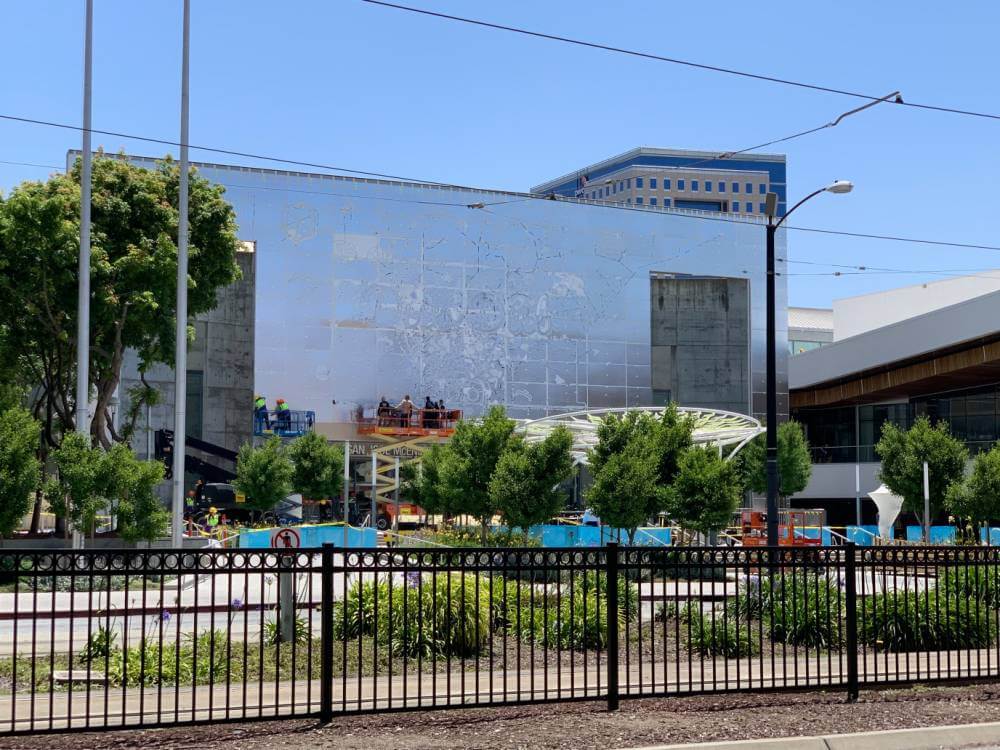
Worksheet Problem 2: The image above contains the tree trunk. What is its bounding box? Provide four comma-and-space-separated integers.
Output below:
29, 486, 43, 535
479, 517, 488, 546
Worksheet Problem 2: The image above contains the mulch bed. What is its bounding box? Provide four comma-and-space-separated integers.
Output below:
6, 684, 1000, 749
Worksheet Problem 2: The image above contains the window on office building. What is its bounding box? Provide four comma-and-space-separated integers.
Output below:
732, 182, 739, 193
718, 181, 726, 192
691, 180, 699, 191
636, 177, 643, 188
759, 184, 767, 194
649, 177, 657, 189
627, 198, 632, 204
745, 203, 753, 213
619, 181, 624, 191
626, 178, 631, 189
677, 179, 685, 190
663, 198, 671, 207
732, 201, 740, 212
705, 181, 713, 192
664, 179, 671, 190
650, 197, 657, 206
759, 202, 766, 213
745, 182, 752, 194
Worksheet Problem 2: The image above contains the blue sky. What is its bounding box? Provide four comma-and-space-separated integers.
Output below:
2, 0, 998, 307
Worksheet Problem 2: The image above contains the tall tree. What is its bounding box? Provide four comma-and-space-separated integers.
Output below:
401, 444, 460, 519
946, 444, 1000, 534
0, 153, 242, 449
288, 432, 343, 500
876, 416, 968, 527
668, 446, 743, 536
0, 406, 41, 538
737, 420, 812, 499
234, 438, 294, 514
586, 437, 660, 543
46, 432, 106, 537
490, 426, 575, 537
439, 405, 517, 542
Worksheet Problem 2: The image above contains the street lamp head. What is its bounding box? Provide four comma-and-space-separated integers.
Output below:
825, 180, 854, 194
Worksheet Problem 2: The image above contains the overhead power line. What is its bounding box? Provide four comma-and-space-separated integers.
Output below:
361, 0, 1000, 123
3, 112, 1000, 254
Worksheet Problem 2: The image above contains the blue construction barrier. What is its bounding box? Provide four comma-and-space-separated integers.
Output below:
981, 528, 1000, 546
845, 525, 884, 546
528, 524, 671, 547
905, 525, 957, 544
239, 523, 378, 549
796, 527, 834, 546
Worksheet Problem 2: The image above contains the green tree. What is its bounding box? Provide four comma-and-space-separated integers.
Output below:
98, 443, 168, 543
439, 405, 517, 542
668, 446, 743, 536
288, 432, 343, 500
401, 445, 460, 519
946, 444, 1000, 533
0, 153, 242, 449
0, 406, 41, 538
490, 426, 575, 537
737, 420, 812, 499
586, 437, 660, 543
47, 432, 106, 537
586, 404, 695, 541
234, 438, 294, 514
876, 416, 968, 527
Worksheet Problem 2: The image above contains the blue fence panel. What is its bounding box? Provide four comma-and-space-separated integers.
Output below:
980, 527, 1000, 545
905, 525, 957, 544
846, 525, 883, 546
239, 523, 378, 549
526, 524, 670, 547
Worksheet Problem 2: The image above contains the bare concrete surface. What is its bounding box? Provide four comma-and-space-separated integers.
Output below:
6, 685, 1000, 749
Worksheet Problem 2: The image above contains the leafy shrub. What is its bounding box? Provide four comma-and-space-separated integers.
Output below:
79, 625, 117, 662
106, 630, 230, 687
410, 527, 540, 548
858, 591, 995, 652
264, 616, 310, 646
731, 571, 844, 649
335, 574, 490, 658
683, 606, 759, 658
937, 565, 1000, 608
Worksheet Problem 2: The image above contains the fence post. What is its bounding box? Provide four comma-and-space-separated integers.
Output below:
606, 541, 620, 711
844, 541, 859, 702
320, 542, 334, 722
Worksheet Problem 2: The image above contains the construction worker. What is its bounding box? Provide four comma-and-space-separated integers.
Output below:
396, 394, 414, 426
254, 394, 269, 430
275, 398, 292, 431
205, 506, 220, 535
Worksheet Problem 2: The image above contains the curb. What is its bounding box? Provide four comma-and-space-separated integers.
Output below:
624, 719, 1000, 750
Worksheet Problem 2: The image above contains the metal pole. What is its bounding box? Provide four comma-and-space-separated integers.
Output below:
342, 441, 350, 548
171, 0, 191, 549
923, 460, 930, 543
765, 221, 780, 547
73, 0, 94, 551
393, 457, 400, 533
855, 463, 861, 527
370, 453, 377, 529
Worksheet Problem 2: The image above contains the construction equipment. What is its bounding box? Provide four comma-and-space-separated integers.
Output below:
740, 509, 826, 547
354, 405, 463, 529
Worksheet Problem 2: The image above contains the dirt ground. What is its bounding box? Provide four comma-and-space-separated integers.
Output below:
7, 684, 1000, 750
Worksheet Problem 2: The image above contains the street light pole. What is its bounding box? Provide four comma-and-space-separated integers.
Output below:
764, 180, 853, 546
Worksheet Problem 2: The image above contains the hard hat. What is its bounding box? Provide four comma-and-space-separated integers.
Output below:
277, 398, 285, 404
255, 394, 263, 399
208, 506, 217, 513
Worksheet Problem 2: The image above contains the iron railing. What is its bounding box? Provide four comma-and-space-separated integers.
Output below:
2, 544, 1000, 734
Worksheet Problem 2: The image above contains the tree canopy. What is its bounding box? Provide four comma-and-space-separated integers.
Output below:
946, 444, 999, 529
288, 432, 343, 500
737, 420, 812, 498
98, 443, 168, 543
0, 406, 41, 538
490, 425, 574, 534
668, 446, 743, 535
0, 153, 242, 448
877, 416, 968, 525
234, 438, 294, 513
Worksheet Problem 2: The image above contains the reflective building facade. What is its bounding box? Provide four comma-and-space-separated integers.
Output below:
118, 156, 788, 434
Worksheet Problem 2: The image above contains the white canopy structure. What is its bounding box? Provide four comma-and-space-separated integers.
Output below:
868, 483, 904, 539
518, 407, 765, 465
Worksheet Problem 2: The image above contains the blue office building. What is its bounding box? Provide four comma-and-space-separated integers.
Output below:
532, 147, 787, 217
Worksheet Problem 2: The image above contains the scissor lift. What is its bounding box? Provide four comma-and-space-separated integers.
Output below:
354, 407, 461, 528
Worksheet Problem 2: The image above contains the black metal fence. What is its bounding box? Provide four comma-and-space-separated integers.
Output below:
2, 543, 1000, 734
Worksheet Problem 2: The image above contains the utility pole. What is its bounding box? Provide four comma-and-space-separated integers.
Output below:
73, 0, 94, 551
171, 0, 191, 549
